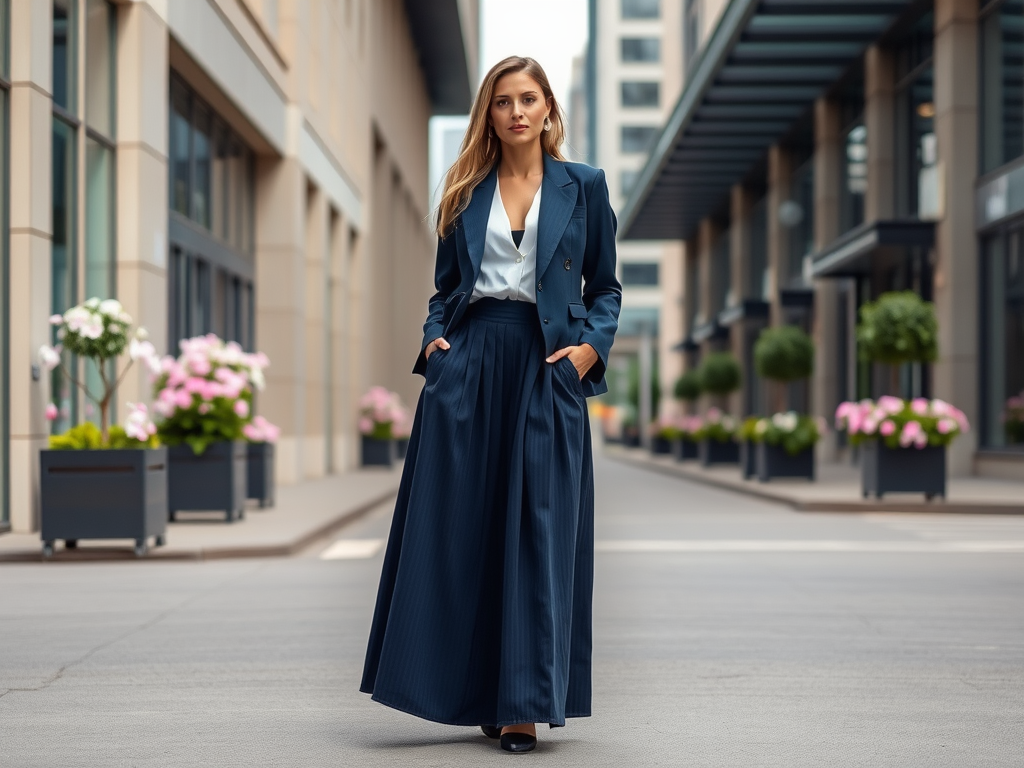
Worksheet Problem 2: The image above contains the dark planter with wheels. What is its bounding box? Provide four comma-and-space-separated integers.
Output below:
757, 442, 815, 482
395, 439, 409, 460
168, 441, 246, 522
246, 442, 276, 508
861, 440, 946, 500
740, 441, 757, 479
700, 439, 739, 466
622, 431, 641, 448
673, 439, 698, 461
361, 436, 395, 467
40, 447, 168, 558
651, 436, 673, 455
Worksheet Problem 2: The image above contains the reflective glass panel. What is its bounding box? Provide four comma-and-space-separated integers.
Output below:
621, 81, 660, 108
620, 125, 658, 154
621, 38, 660, 63
51, 118, 77, 434
53, 0, 77, 112
983, 230, 1024, 449
748, 195, 768, 299
192, 105, 212, 229
621, 0, 659, 19
170, 81, 191, 217
980, 0, 1024, 173
621, 262, 659, 286
85, 0, 115, 136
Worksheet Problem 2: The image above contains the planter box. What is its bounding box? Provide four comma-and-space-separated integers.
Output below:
395, 439, 410, 460
700, 439, 739, 466
756, 442, 815, 482
651, 436, 673, 455
740, 441, 757, 480
246, 442, 276, 508
361, 436, 395, 467
622, 432, 641, 448
40, 447, 168, 557
168, 441, 246, 522
861, 440, 946, 500
673, 439, 699, 462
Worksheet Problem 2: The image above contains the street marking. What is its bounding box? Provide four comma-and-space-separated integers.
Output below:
320, 539, 385, 560
858, 514, 1024, 541
594, 539, 1024, 553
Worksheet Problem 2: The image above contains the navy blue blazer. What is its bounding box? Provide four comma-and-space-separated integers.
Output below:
413, 155, 622, 397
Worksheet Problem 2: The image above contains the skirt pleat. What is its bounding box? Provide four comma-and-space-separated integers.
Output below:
360, 298, 594, 728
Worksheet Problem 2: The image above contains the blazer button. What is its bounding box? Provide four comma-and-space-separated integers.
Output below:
537, 281, 543, 291
543, 318, 550, 324
564, 258, 572, 270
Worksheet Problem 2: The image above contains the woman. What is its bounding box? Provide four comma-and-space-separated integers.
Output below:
360, 56, 620, 754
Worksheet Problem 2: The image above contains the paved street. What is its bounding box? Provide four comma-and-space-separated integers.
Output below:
2, 452, 1022, 767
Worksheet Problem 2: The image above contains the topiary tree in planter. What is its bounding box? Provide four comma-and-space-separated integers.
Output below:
697, 352, 741, 400
673, 370, 702, 413
754, 325, 815, 413
856, 291, 938, 395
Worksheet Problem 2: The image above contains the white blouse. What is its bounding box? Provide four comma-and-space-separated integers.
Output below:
471, 180, 542, 304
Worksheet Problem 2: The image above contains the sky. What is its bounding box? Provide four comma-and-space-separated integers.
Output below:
430, 0, 590, 205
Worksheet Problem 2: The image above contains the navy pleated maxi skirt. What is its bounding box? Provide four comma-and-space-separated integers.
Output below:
360, 298, 594, 729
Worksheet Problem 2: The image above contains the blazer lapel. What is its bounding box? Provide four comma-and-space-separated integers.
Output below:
461, 167, 497, 279
536, 153, 576, 280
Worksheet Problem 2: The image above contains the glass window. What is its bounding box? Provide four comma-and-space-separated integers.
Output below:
170, 80, 191, 217
621, 81, 660, 108
748, 195, 768, 299
51, 118, 78, 434
622, 262, 659, 286
982, 228, 1024, 450
84, 0, 114, 137
52, 0, 77, 112
895, 67, 936, 219
621, 125, 658, 153
621, 0, 659, 19
686, 254, 701, 329
621, 168, 641, 198
785, 157, 814, 281
684, 0, 701, 70
617, 306, 660, 336
85, 137, 115, 299
211, 120, 229, 241
621, 37, 660, 63
192, 104, 212, 229
712, 228, 731, 313
980, 0, 1024, 173
840, 123, 867, 232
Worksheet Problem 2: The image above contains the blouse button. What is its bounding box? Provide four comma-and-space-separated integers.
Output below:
516, 257, 523, 263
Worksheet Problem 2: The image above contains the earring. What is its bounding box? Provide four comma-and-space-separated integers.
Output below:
543, 115, 552, 132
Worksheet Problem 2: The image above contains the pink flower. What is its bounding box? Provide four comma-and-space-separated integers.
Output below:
911, 398, 929, 416
358, 416, 373, 435
899, 420, 922, 448
44, 403, 58, 421
49, 314, 64, 326
233, 400, 250, 418
174, 388, 194, 409
878, 396, 904, 415
880, 420, 896, 437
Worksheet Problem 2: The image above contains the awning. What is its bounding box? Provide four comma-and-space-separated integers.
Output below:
810, 220, 935, 277
718, 299, 770, 326
403, 0, 475, 114
691, 319, 731, 343
620, 0, 912, 241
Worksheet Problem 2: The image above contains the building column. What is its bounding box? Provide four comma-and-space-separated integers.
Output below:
255, 156, 307, 485
8, 0, 53, 532
303, 183, 328, 479
115, 0, 169, 411
933, 0, 979, 475
658, 241, 684, 419
729, 184, 752, 416
813, 97, 842, 461
766, 145, 790, 326
864, 45, 896, 221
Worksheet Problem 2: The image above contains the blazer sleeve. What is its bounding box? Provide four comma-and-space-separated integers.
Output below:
578, 170, 622, 384
412, 224, 461, 376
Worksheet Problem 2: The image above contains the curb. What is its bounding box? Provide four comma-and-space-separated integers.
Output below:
0, 488, 399, 564
606, 448, 1024, 516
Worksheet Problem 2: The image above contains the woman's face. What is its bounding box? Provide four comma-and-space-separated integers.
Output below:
488, 71, 550, 150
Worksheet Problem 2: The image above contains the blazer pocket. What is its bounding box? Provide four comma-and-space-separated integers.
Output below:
571, 205, 586, 220
568, 302, 588, 319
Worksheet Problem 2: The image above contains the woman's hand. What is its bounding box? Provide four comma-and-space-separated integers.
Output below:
425, 337, 450, 360
546, 343, 598, 380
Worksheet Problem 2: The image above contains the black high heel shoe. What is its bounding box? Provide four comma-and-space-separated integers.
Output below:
499, 729, 537, 753
480, 725, 501, 739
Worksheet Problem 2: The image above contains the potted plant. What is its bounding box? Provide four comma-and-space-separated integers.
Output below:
650, 416, 679, 455
856, 291, 938, 394
359, 386, 403, 467
737, 416, 761, 479
1004, 390, 1024, 445
393, 403, 412, 460
673, 415, 701, 461
37, 298, 166, 557
154, 334, 269, 522
835, 396, 969, 499
695, 406, 739, 466
244, 415, 280, 508
752, 325, 819, 481
751, 412, 822, 482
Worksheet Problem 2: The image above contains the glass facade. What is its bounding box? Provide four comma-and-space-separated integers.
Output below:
621, 262, 659, 286
684, 0, 700, 71
168, 74, 256, 351
980, 0, 1024, 174
786, 155, 814, 282
621, 125, 658, 154
621, 37, 660, 63
748, 194, 768, 299
982, 228, 1024, 450
894, 14, 937, 219
621, 0, 659, 20
621, 81, 659, 108
620, 167, 640, 198
712, 227, 731, 314
838, 77, 866, 233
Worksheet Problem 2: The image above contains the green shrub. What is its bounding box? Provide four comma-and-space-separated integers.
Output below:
698, 352, 741, 395
673, 371, 702, 402
751, 412, 821, 455
754, 325, 814, 383
856, 291, 938, 366
49, 422, 158, 450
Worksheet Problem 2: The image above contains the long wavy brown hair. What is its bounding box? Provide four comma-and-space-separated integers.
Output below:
435, 56, 567, 238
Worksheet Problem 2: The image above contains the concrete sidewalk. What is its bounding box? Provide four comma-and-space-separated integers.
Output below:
607, 445, 1024, 514
0, 465, 403, 563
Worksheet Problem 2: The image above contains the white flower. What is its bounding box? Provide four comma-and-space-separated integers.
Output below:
85, 297, 101, 310
38, 345, 62, 372
49, 314, 64, 326
134, 327, 149, 341
99, 299, 123, 318
123, 402, 157, 442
